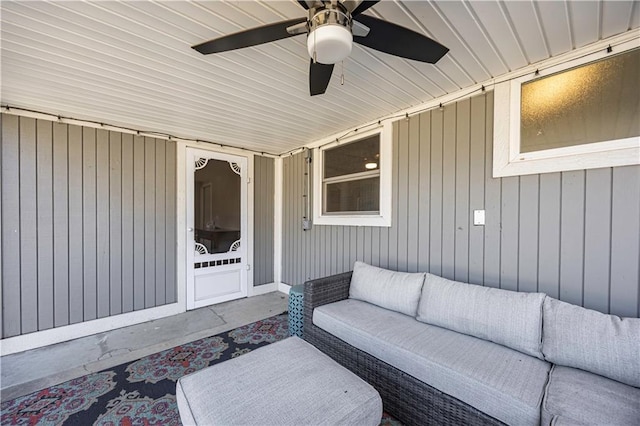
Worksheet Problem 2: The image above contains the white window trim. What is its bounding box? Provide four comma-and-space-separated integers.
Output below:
493, 37, 640, 178
313, 123, 392, 227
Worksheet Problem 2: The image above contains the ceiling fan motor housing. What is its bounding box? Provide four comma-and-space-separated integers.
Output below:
307, 4, 352, 64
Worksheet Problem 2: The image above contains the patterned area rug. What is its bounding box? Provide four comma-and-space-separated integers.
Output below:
1, 313, 402, 426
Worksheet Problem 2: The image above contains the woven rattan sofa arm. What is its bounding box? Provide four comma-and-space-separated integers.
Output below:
303, 271, 353, 335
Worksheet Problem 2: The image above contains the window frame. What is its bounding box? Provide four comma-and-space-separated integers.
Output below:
323, 170, 380, 215
313, 123, 392, 226
493, 38, 640, 178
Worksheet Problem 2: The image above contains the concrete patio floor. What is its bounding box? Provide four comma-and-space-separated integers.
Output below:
1, 291, 288, 401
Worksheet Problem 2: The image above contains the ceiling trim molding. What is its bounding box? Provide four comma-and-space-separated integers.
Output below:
0, 105, 280, 158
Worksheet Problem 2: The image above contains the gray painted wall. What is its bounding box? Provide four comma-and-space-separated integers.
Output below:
254, 156, 274, 286
1, 114, 177, 338
281, 92, 640, 318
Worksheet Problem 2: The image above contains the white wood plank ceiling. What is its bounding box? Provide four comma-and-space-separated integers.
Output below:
2, 1, 638, 155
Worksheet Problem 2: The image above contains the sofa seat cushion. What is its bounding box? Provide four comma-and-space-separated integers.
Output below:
541, 365, 640, 426
314, 299, 551, 426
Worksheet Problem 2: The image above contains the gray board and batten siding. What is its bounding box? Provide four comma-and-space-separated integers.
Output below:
282, 92, 640, 318
253, 155, 275, 286
0, 113, 277, 339
1, 113, 178, 339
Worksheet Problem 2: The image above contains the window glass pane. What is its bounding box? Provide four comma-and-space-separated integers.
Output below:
520, 48, 640, 153
194, 159, 241, 254
325, 177, 380, 213
324, 135, 380, 178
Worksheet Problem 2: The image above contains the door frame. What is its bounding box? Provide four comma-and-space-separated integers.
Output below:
176, 143, 254, 310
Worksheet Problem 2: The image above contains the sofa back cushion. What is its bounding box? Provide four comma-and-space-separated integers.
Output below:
416, 274, 546, 359
348, 261, 425, 317
541, 297, 640, 387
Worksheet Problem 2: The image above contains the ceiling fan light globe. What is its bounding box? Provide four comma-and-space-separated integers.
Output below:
307, 24, 352, 64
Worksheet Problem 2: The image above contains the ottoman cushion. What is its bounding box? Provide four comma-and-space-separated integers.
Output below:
176, 336, 382, 425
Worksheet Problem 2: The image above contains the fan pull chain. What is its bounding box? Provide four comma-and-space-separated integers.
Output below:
313, 32, 317, 63
341, 61, 344, 85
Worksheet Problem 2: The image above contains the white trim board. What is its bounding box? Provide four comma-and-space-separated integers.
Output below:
273, 157, 283, 285
0, 303, 185, 356
250, 282, 278, 296
278, 282, 292, 294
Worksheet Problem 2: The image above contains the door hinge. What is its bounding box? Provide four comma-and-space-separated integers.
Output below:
247, 177, 251, 184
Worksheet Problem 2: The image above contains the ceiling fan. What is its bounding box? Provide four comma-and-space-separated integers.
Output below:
192, 0, 449, 96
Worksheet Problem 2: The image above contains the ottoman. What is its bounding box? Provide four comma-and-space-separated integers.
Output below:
176, 337, 382, 425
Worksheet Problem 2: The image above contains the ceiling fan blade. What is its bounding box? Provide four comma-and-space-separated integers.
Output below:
192, 18, 306, 55
353, 15, 449, 63
351, 1, 380, 16
352, 20, 370, 37
342, 0, 360, 13
309, 60, 334, 96
287, 21, 308, 36
297, 1, 310, 10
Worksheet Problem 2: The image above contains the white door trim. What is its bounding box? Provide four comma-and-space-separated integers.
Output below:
273, 157, 283, 287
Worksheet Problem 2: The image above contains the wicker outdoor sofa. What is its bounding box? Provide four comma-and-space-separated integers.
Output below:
302, 262, 640, 426
303, 270, 504, 426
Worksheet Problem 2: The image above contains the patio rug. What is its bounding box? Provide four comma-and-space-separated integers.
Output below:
1, 313, 401, 426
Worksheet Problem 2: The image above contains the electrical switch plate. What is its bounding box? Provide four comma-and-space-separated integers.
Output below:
473, 210, 485, 226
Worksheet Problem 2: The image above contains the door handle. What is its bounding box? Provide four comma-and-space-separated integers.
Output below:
187, 227, 194, 232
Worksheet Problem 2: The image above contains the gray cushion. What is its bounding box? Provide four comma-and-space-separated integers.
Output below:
542, 297, 640, 387
314, 299, 551, 426
176, 336, 382, 426
349, 261, 425, 316
541, 365, 640, 426
549, 416, 586, 426
416, 273, 546, 358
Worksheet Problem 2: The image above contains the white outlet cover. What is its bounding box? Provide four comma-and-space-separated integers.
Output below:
473, 210, 485, 226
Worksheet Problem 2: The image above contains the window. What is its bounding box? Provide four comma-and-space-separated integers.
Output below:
313, 124, 392, 226
493, 38, 639, 177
